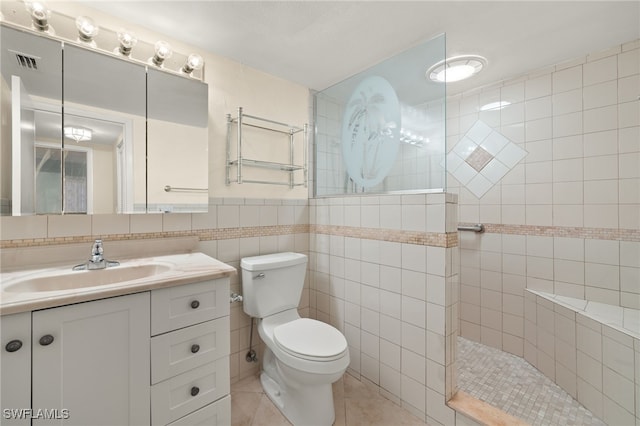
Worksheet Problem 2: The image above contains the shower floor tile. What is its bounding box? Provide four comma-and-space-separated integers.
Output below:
458, 336, 606, 426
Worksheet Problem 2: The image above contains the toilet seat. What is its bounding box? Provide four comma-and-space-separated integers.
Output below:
274, 318, 348, 362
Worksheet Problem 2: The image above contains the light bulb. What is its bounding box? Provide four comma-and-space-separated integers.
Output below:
181, 53, 203, 74
75, 16, 99, 45
116, 29, 137, 56
436, 64, 475, 83
150, 41, 172, 67
25, 1, 51, 32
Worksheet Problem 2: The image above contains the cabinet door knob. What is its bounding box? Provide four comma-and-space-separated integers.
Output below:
191, 344, 200, 354
190, 300, 200, 309
190, 386, 199, 397
5, 339, 23, 353
39, 335, 54, 346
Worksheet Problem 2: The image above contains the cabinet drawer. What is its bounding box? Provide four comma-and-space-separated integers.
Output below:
167, 395, 230, 426
151, 279, 229, 335
151, 316, 230, 384
151, 357, 229, 425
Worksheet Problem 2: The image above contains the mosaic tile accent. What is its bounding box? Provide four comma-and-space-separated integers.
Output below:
448, 120, 527, 198
458, 337, 606, 426
311, 224, 458, 248
0, 225, 310, 249
458, 222, 640, 242
465, 145, 493, 172
5, 221, 640, 249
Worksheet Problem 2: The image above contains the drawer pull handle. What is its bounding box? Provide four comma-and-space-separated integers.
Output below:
191, 344, 200, 354
190, 386, 200, 397
5, 339, 23, 352
39, 335, 54, 346
190, 300, 200, 309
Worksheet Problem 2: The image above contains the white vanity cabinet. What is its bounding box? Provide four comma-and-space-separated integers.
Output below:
32, 292, 150, 426
150, 278, 231, 426
1, 312, 31, 426
0, 266, 232, 426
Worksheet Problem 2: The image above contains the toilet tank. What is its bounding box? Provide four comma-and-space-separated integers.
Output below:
240, 252, 308, 318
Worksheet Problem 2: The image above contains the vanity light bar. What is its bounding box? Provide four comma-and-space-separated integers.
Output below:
5, 5, 204, 80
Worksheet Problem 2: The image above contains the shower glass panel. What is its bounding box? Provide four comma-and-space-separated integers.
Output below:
314, 33, 446, 196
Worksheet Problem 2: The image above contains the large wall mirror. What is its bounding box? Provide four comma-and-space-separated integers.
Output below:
0, 24, 209, 215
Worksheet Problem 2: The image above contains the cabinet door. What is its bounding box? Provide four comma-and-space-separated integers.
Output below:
32, 293, 150, 426
0, 312, 31, 426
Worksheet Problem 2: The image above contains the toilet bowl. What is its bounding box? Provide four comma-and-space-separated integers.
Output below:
241, 252, 350, 425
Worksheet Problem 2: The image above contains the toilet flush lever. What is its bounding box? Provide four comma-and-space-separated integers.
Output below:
254, 273, 265, 279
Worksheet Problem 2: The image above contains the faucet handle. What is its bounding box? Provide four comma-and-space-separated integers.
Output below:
92, 239, 104, 256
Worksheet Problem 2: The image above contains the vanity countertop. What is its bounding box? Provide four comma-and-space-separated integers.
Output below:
0, 252, 236, 315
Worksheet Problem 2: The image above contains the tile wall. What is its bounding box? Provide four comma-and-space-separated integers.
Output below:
0, 198, 310, 384
308, 193, 461, 425
524, 291, 640, 425
449, 39, 640, 357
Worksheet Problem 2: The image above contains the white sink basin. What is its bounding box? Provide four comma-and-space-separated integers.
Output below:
3, 263, 172, 293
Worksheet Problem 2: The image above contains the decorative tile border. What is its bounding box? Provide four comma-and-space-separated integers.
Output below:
0, 224, 310, 249
460, 223, 640, 242
4, 221, 637, 249
311, 224, 458, 248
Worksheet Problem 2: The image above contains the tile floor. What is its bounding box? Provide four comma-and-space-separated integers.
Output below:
458, 337, 606, 426
230, 372, 427, 426
231, 338, 606, 426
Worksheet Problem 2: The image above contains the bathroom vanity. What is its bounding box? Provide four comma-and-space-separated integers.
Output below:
0, 253, 235, 426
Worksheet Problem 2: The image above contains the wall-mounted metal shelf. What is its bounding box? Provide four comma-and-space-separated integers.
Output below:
225, 107, 307, 188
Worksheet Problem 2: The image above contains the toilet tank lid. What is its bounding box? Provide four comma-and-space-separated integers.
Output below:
241, 252, 307, 271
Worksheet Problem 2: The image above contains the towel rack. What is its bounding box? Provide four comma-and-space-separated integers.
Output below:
164, 185, 208, 193
457, 223, 485, 233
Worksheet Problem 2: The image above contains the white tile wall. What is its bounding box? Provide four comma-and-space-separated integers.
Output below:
525, 292, 640, 425
308, 194, 458, 422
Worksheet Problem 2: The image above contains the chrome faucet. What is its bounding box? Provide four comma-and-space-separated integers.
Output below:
72, 239, 120, 271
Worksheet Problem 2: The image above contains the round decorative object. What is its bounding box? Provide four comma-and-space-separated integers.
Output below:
341, 76, 401, 188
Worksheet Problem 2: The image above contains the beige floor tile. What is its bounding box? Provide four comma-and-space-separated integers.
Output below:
233, 373, 264, 393
344, 398, 426, 426
231, 372, 424, 426
231, 391, 263, 426
343, 374, 382, 401
252, 395, 291, 426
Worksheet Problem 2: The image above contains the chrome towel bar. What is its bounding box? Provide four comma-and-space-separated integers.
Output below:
458, 223, 485, 233
164, 185, 208, 193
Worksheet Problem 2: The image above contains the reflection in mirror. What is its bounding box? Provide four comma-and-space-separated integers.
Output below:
147, 68, 208, 213
1, 25, 62, 215
63, 44, 146, 214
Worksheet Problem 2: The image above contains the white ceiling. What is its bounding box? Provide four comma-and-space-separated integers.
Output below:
82, 1, 639, 94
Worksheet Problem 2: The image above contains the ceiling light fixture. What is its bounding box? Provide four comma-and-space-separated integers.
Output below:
427, 55, 486, 83
480, 101, 511, 111
181, 53, 204, 75
150, 41, 172, 67
64, 126, 92, 143
25, 1, 52, 33
75, 16, 99, 46
116, 29, 137, 56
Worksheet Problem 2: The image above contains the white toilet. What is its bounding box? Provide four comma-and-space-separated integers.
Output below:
241, 252, 349, 426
